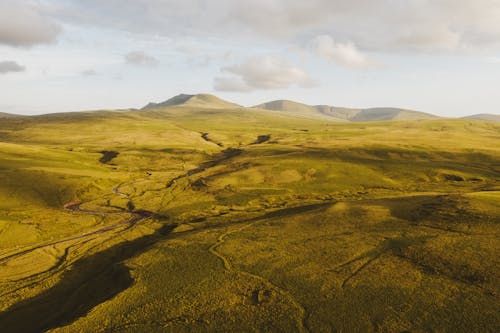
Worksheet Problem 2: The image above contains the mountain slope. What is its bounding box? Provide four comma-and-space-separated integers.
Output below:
142, 94, 240, 110
462, 113, 500, 122
253, 100, 353, 121
254, 100, 438, 122
0, 112, 23, 118
351, 108, 438, 122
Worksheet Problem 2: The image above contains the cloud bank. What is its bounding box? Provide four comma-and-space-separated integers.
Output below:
214, 55, 315, 92
310, 35, 372, 69
52, 0, 500, 52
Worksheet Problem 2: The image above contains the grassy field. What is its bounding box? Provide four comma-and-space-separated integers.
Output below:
0, 105, 499, 332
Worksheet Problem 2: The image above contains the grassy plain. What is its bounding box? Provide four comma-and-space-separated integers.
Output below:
0, 105, 499, 332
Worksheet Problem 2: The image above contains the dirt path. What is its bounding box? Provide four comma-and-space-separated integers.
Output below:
209, 224, 309, 333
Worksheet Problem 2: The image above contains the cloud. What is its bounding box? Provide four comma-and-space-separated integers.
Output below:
51, 0, 500, 52
310, 35, 372, 69
0, 1, 61, 47
214, 55, 315, 92
124, 51, 159, 66
81, 69, 97, 76
214, 77, 253, 92
0, 61, 26, 74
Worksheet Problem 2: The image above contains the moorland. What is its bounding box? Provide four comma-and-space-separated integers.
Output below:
0, 94, 499, 332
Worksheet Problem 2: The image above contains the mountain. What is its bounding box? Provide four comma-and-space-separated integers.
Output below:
462, 113, 500, 122
254, 100, 438, 122
349, 108, 438, 122
0, 112, 23, 118
139, 94, 496, 123
142, 94, 240, 110
253, 100, 351, 121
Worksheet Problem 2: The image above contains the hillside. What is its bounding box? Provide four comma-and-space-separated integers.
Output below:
351, 107, 438, 121
142, 93, 240, 110
0, 98, 499, 332
253, 100, 352, 121
254, 100, 438, 122
0, 112, 23, 118
462, 113, 500, 122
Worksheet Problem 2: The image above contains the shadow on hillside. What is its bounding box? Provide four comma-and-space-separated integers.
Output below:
0, 224, 177, 333
0, 201, 333, 333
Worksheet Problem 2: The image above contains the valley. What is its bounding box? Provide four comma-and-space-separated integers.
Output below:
0, 95, 499, 332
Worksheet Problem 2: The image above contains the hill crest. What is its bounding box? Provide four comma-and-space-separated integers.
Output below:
254, 100, 438, 122
142, 93, 240, 110
462, 113, 500, 122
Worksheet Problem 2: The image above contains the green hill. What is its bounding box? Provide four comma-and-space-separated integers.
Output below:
0, 96, 498, 332
351, 107, 438, 121
254, 100, 438, 121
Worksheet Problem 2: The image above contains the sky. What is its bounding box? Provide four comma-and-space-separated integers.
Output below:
1, 0, 500, 117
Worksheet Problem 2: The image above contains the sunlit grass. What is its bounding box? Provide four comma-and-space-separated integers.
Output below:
0, 107, 498, 332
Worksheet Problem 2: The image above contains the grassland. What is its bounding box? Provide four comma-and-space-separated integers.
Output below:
0, 104, 499, 332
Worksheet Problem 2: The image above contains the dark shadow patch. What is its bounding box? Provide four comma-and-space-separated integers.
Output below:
0, 224, 177, 333
166, 148, 243, 188
250, 289, 273, 305
200, 132, 224, 147
441, 173, 465, 181
99, 151, 119, 164
251, 135, 271, 145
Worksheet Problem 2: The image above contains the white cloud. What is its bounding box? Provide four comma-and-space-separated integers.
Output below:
0, 61, 25, 74
51, 0, 500, 52
214, 55, 316, 92
0, 1, 61, 47
214, 77, 253, 92
124, 51, 159, 66
310, 35, 372, 69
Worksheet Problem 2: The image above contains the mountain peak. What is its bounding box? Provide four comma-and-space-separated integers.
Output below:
142, 93, 240, 110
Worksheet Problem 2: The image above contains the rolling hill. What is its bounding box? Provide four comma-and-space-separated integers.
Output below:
253, 99, 438, 122
462, 113, 500, 122
0, 96, 499, 332
0, 112, 23, 118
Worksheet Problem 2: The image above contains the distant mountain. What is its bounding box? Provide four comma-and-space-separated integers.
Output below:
253, 100, 351, 121
254, 100, 438, 122
142, 94, 240, 110
116, 93, 499, 123
462, 113, 500, 122
350, 108, 438, 122
0, 112, 22, 118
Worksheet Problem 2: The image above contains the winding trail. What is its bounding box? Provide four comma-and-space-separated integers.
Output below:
0, 134, 319, 332
208, 221, 312, 333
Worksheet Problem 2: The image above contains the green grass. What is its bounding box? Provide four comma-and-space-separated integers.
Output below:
0, 106, 498, 332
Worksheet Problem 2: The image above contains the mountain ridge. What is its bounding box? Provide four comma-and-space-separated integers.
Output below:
253, 100, 438, 122
0, 112, 24, 118
3, 94, 499, 123
462, 113, 500, 122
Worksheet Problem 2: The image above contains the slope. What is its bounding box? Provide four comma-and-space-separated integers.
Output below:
462, 113, 500, 122
254, 100, 438, 122
142, 93, 240, 110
